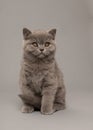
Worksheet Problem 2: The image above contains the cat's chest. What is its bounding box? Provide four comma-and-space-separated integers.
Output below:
31, 71, 44, 84
30, 67, 47, 93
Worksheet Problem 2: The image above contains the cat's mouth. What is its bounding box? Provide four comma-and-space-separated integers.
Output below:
38, 52, 45, 58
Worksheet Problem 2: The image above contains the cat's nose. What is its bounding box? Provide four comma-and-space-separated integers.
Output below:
40, 48, 44, 52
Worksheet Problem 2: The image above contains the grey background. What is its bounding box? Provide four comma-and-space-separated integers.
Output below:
0, 0, 93, 130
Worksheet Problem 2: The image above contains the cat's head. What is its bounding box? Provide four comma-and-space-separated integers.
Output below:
22, 28, 56, 59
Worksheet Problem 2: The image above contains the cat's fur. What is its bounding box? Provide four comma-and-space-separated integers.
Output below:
19, 28, 66, 115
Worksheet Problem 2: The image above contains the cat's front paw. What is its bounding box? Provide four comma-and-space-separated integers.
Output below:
41, 106, 54, 115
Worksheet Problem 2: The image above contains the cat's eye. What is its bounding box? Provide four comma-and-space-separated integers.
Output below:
32, 42, 38, 47
45, 42, 50, 47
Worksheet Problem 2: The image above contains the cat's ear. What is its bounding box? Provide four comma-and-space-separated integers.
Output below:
48, 29, 56, 40
23, 28, 32, 40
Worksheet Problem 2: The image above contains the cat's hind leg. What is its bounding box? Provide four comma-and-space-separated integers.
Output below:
19, 94, 41, 112
54, 87, 66, 111
21, 104, 34, 113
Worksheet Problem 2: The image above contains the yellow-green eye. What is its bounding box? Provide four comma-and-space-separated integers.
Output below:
32, 42, 38, 47
45, 42, 50, 47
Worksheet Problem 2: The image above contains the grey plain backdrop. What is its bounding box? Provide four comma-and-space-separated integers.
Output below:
0, 0, 93, 130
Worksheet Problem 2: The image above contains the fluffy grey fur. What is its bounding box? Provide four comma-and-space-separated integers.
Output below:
19, 28, 66, 115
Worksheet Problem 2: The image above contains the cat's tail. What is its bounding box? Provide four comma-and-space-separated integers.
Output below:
18, 94, 41, 109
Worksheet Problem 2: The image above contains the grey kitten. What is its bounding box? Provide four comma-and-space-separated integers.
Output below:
19, 28, 66, 115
